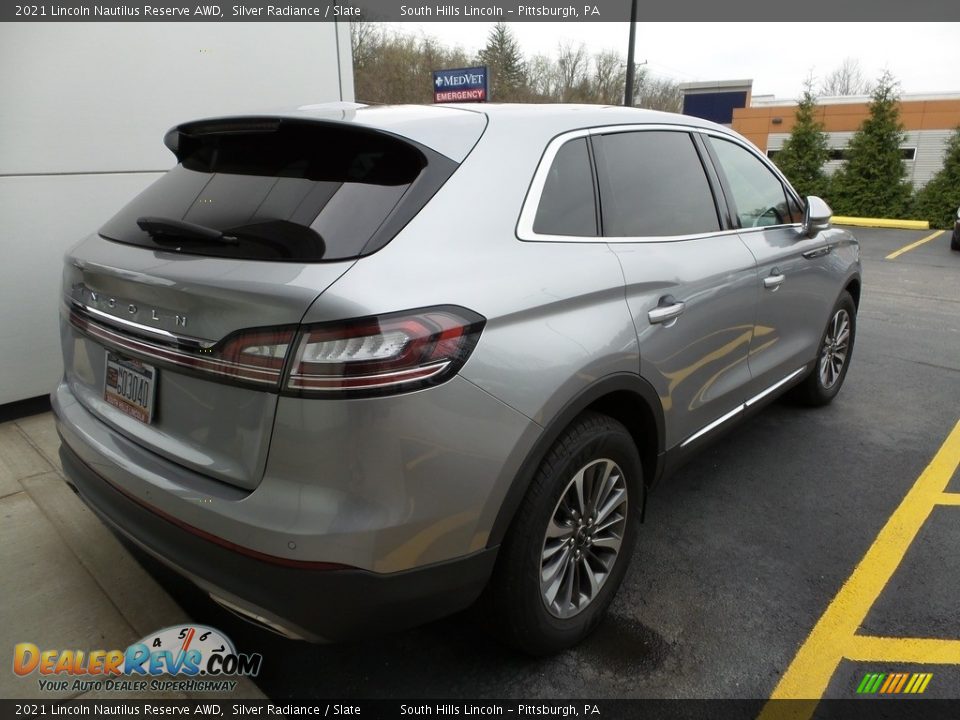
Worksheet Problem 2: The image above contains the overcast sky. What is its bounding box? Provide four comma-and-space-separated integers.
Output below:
382, 22, 960, 100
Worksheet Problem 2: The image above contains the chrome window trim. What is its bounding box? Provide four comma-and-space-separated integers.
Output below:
516, 128, 599, 244
516, 123, 804, 245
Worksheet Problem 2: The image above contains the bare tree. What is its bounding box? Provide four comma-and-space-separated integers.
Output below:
636, 73, 683, 112
349, 23, 470, 104
525, 54, 559, 101
349, 19, 381, 72
591, 50, 625, 105
555, 42, 590, 102
820, 58, 873, 97
348, 22, 683, 110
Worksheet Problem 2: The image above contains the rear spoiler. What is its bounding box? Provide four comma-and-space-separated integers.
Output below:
163, 103, 372, 157
163, 105, 487, 164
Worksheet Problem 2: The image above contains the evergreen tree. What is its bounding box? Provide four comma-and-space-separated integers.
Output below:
912, 127, 960, 229
775, 80, 830, 199
830, 71, 912, 217
477, 23, 527, 101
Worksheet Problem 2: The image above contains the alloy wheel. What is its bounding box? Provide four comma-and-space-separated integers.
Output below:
819, 308, 851, 389
539, 458, 628, 619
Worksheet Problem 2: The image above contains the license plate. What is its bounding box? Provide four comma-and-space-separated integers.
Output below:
104, 352, 156, 424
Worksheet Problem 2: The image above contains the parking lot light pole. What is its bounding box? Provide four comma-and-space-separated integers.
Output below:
624, 0, 637, 106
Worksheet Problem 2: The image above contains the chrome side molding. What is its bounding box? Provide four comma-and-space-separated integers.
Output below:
680, 365, 808, 448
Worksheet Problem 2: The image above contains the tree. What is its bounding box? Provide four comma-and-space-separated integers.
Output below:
349, 19, 380, 74
348, 22, 684, 110
477, 23, 527, 101
554, 42, 591, 102
591, 50, 625, 105
632, 67, 683, 113
349, 23, 469, 104
820, 58, 872, 97
912, 127, 960, 229
774, 79, 830, 198
829, 71, 912, 218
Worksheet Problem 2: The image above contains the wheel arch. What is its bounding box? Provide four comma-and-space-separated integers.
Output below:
844, 275, 861, 309
486, 372, 664, 548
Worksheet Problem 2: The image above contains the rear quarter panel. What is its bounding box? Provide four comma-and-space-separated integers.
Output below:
296, 117, 644, 551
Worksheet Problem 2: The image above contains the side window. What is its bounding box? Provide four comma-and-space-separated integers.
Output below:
708, 137, 793, 229
595, 131, 720, 237
533, 137, 598, 237
786, 192, 805, 224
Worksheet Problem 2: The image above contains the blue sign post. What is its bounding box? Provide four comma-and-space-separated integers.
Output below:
432, 66, 488, 103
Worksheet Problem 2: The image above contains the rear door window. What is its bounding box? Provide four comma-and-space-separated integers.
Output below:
533, 137, 598, 237
595, 130, 721, 237
99, 120, 456, 262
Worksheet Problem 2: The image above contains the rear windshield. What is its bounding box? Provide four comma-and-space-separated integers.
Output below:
99, 120, 456, 262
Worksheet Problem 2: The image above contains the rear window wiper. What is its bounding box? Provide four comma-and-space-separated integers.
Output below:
136, 216, 239, 245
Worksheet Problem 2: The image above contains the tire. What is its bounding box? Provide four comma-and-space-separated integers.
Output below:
489, 412, 643, 655
951, 228, 960, 252
792, 291, 857, 406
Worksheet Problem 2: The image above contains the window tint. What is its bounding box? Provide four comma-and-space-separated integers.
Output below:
596, 131, 720, 237
100, 121, 454, 262
786, 192, 805, 224
533, 138, 597, 236
708, 137, 792, 229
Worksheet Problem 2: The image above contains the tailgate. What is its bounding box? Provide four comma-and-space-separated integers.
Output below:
59, 115, 461, 490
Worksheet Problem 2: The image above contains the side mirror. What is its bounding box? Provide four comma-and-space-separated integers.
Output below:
802, 196, 832, 238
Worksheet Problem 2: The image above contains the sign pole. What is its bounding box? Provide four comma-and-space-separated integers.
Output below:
624, 0, 638, 106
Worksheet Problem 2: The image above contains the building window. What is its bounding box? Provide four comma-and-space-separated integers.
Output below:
768, 147, 915, 162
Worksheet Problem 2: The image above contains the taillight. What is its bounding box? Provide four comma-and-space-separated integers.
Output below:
67, 303, 296, 388
68, 302, 484, 396
285, 306, 485, 397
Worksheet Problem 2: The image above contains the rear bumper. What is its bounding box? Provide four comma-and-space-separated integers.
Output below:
59, 440, 497, 642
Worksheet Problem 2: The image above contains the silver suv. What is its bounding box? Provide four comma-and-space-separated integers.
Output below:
55, 103, 861, 654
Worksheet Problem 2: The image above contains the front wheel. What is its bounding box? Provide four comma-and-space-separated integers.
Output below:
489, 412, 642, 655
791, 291, 857, 406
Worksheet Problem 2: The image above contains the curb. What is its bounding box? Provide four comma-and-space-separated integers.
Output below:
832, 216, 930, 231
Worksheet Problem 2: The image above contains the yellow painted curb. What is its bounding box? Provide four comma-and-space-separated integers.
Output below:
832, 216, 930, 230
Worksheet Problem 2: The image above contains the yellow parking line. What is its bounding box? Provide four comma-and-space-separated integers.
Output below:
759, 419, 960, 716
885, 230, 945, 260
845, 635, 960, 664
937, 493, 960, 505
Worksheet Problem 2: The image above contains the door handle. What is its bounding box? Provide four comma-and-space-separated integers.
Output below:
763, 273, 785, 290
802, 245, 832, 259
648, 297, 686, 326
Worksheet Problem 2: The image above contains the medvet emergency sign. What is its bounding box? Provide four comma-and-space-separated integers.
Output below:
433, 66, 488, 103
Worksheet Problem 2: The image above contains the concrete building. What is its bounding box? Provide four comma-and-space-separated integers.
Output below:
0, 24, 354, 405
681, 80, 960, 189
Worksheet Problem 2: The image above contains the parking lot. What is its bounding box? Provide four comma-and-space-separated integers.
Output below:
3, 226, 958, 702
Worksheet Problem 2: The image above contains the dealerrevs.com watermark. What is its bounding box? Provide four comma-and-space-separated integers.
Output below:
13, 625, 261, 694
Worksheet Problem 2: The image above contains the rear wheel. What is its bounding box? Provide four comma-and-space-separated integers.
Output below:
489, 412, 642, 655
792, 291, 857, 406
951, 228, 960, 251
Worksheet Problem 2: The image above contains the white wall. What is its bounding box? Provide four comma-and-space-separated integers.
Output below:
0, 22, 354, 404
